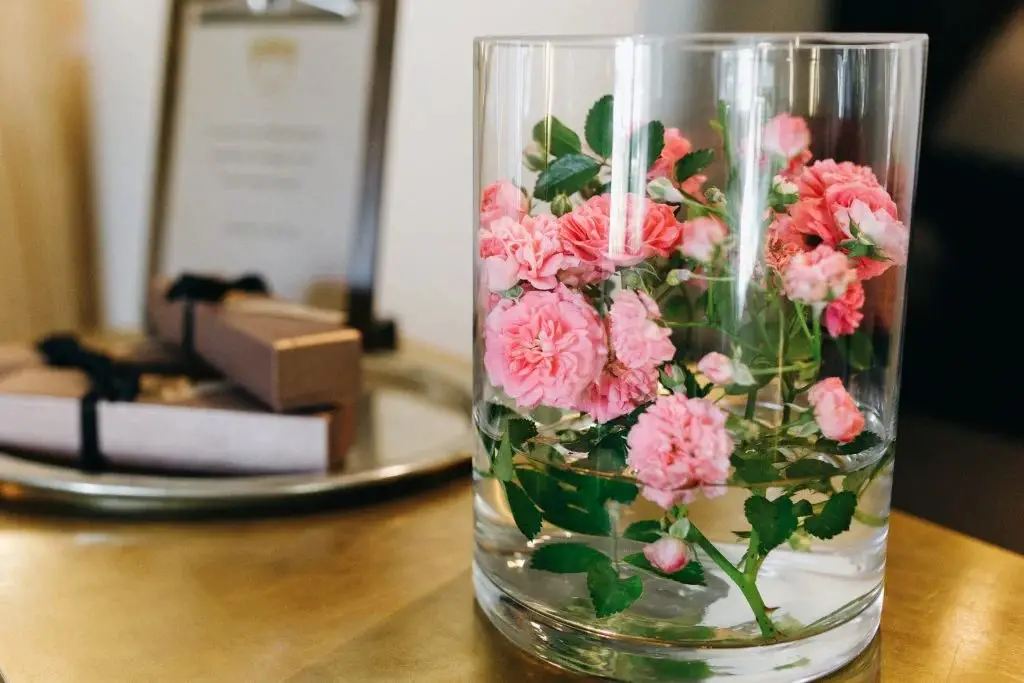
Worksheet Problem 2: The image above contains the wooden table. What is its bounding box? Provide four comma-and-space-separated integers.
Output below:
0, 479, 1021, 682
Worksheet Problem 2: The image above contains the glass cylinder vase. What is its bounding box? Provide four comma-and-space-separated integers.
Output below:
473, 33, 926, 682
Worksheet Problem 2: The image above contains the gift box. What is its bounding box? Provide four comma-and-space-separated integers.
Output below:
0, 359, 355, 476
147, 275, 362, 412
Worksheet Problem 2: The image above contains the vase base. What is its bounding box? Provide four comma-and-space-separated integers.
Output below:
473, 561, 881, 682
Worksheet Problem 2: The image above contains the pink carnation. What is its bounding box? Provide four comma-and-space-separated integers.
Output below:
649, 127, 693, 182
608, 290, 674, 371
697, 352, 733, 385
480, 180, 528, 228
576, 361, 658, 423
643, 537, 690, 574
680, 216, 728, 263
626, 394, 733, 509
484, 286, 607, 410
784, 245, 856, 305
558, 194, 682, 280
808, 377, 865, 443
833, 197, 909, 269
479, 215, 573, 291
825, 183, 903, 280
764, 114, 810, 161
796, 160, 882, 201
824, 280, 866, 337
765, 215, 804, 273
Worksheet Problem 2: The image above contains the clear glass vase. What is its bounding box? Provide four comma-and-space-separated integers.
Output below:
472, 33, 926, 682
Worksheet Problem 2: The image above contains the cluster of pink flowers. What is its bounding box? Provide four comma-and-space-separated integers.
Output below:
649, 127, 707, 198
626, 394, 733, 509
762, 117, 909, 338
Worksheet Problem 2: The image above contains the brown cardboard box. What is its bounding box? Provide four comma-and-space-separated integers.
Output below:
0, 366, 355, 475
147, 279, 362, 411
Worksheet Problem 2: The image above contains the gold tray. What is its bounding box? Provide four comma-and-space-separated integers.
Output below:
0, 353, 473, 517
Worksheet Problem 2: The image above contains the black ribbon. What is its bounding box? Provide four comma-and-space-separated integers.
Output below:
164, 273, 271, 358
37, 334, 143, 472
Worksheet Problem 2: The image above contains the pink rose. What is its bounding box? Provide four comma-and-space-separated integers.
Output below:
697, 352, 733, 385
824, 183, 902, 280
649, 127, 693, 182
479, 215, 574, 291
783, 245, 856, 305
558, 194, 683, 279
480, 180, 528, 228
796, 160, 881, 201
608, 290, 674, 371
626, 394, 733, 509
576, 361, 658, 424
764, 114, 810, 161
824, 280, 866, 337
483, 255, 519, 292
484, 286, 607, 410
808, 377, 865, 443
643, 536, 691, 574
680, 216, 728, 263
765, 215, 804, 273
834, 197, 909, 268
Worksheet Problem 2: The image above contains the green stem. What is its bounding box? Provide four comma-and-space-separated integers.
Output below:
812, 315, 822, 369
744, 387, 758, 420
688, 524, 777, 640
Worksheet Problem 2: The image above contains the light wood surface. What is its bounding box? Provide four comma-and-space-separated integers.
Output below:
0, 479, 1021, 683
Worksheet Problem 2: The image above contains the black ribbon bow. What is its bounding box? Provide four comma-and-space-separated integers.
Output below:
37, 334, 143, 472
164, 273, 271, 358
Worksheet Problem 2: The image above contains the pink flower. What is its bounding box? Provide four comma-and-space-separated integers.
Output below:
558, 194, 682, 279
483, 255, 519, 292
834, 197, 909, 268
479, 215, 573, 291
480, 181, 528, 228
824, 280, 866, 337
796, 160, 882, 201
643, 537, 691, 574
824, 182, 902, 280
649, 127, 693, 182
608, 290, 674, 371
576, 361, 658, 423
764, 114, 810, 161
765, 215, 804, 273
484, 286, 607, 410
680, 216, 728, 263
808, 377, 865, 443
697, 352, 733, 385
783, 245, 856, 305
626, 394, 734, 509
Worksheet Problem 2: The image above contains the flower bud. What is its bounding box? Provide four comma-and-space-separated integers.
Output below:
704, 186, 726, 206
643, 536, 691, 574
550, 194, 574, 217
646, 176, 684, 204
523, 141, 548, 172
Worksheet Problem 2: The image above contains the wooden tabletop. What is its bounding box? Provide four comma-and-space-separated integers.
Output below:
0, 478, 1021, 683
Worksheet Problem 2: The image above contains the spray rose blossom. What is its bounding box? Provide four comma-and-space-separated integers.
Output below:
643, 537, 691, 574
626, 394, 733, 509
834, 198, 910, 267
576, 361, 658, 424
808, 377, 865, 443
608, 290, 674, 371
484, 286, 606, 410
823, 280, 866, 337
648, 127, 707, 197
479, 215, 574, 291
480, 180, 528, 228
783, 245, 856, 305
697, 352, 734, 385
680, 216, 728, 263
764, 113, 811, 161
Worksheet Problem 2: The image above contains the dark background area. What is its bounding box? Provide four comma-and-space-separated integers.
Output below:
831, 1, 1024, 552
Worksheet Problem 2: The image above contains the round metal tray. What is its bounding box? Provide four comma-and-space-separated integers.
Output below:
0, 354, 473, 517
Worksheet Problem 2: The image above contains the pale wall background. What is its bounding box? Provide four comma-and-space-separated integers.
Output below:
84, 0, 824, 356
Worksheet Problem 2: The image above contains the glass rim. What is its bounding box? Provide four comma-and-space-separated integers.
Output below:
474, 32, 928, 51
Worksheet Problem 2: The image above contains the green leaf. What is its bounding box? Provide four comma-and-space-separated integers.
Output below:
493, 437, 514, 481
532, 115, 581, 158
660, 291, 692, 324
515, 467, 568, 509
584, 95, 614, 158
731, 455, 779, 485
586, 433, 628, 471
542, 500, 612, 536
804, 491, 857, 540
534, 154, 601, 201
587, 562, 643, 618
629, 120, 665, 172
792, 500, 813, 517
675, 148, 715, 183
623, 552, 706, 586
504, 481, 542, 539
601, 478, 640, 505
836, 330, 874, 372
559, 429, 605, 452
744, 495, 798, 554
623, 520, 662, 543
530, 543, 609, 573
785, 459, 839, 480
506, 418, 538, 451
816, 431, 883, 456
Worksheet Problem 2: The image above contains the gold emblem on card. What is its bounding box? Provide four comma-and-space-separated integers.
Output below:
247, 36, 298, 94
